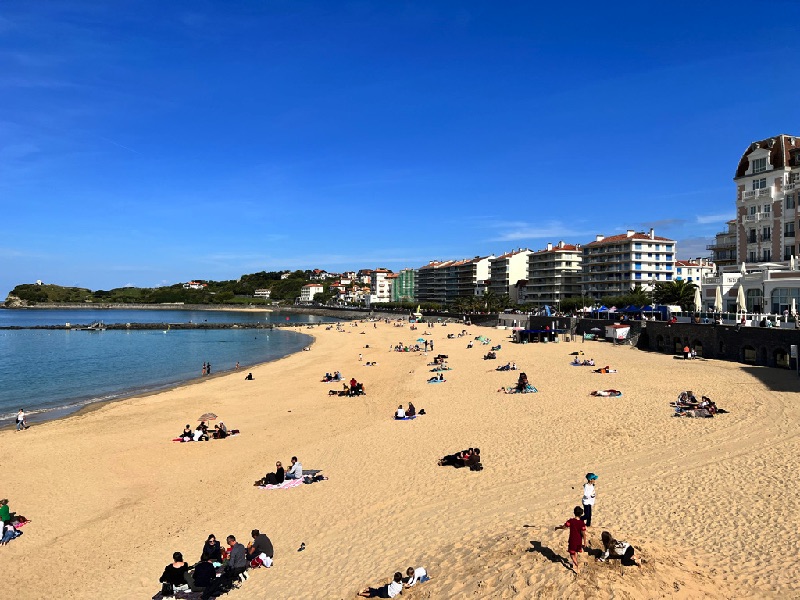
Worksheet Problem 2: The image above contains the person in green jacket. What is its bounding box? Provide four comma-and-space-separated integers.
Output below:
0, 499, 10, 524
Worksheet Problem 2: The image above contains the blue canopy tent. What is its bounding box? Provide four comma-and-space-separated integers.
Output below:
623, 305, 641, 314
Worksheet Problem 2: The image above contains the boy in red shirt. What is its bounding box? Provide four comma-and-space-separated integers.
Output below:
555, 506, 587, 574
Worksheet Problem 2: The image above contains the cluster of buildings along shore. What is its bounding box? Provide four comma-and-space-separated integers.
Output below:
287, 134, 800, 316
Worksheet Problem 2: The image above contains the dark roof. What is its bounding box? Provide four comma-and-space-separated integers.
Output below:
734, 134, 800, 179
585, 232, 674, 247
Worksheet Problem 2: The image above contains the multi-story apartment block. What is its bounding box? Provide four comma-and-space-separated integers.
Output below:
581, 229, 676, 300
706, 219, 737, 270
369, 269, 393, 303
417, 256, 493, 304
488, 249, 531, 301
299, 283, 323, 303
734, 134, 800, 264
675, 259, 715, 283
391, 268, 417, 302
524, 241, 582, 306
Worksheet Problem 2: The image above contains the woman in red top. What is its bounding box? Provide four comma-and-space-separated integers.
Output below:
555, 506, 587, 574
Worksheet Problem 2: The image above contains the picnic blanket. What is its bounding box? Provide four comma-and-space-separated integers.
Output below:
396, 415, 417, 420
258, 470, 323, 490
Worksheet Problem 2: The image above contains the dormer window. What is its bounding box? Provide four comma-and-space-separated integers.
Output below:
752, 157, 766, 174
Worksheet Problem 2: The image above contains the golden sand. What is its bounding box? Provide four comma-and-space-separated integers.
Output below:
3, 321, 798, 599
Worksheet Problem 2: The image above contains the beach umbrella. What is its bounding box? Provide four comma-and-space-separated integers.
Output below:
740, 262, 747, 275
736, 285, 746, 314
416, 338, 425, 342
693, 286, 702, 312
198, 412, 218, 421
791, 255, 796, 271
792, 298, 797, 317
714, 286, 723, 312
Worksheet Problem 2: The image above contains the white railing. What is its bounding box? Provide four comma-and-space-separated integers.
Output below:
742, 188, 772, 200
744, 213, 770, 222
785, 182, 797, 192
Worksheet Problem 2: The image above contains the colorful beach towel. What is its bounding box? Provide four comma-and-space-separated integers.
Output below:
259, 478, 305, 491
397, 415, 417, 420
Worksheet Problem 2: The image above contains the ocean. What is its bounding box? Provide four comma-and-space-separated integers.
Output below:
0, 308, 340, 425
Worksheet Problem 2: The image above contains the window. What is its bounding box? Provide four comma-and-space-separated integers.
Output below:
752, 157, 767, 173
752, 178, 767, 190
634, 253, 641, 259
666, 254, 673, 261
749, 205, 758, 215
763, 249, 771, 261
635, 262, 642, 270
748, 229, 757, 243
785, 245, 795, 260
786, 222, 795, 237
666, 274, 672, 281
763, 226, 771, 241
788, 195, 796, 210
764, 204, 771, 213
748, 251, 757, 262
634, 243, 641, 249
635, 273, 642, 280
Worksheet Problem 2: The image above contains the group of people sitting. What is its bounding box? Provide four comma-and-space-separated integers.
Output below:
392, 343, 422, 352
254, 456, 328, 487
394, 403, 425, 419
592, 365, 617, 374
437, 448, 482, 471
159, 530, 274, 597
672, 391, 723, 417
328, 378, 366, 397
178, 421, 237, 442
571, 356, 595, 366
357, 566, 429, 598
495, 362, 518, 371
321, 371, 342, 382
0, 499, 27, 546
484, 351, 497, 360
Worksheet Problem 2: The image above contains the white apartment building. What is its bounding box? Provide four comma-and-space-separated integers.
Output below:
369, 269, 393, 303
253, 288, 271, 299
524, 241, 582, 306
581, 229, 676, 300
675, 259, 716, 283
707, 219, 737, 271
735, 134, 800, 264
488, 249, 531, 301
299, 283, 323, 303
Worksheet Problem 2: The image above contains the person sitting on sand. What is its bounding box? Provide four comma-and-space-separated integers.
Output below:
598, 531, 637, 566
181, 424, 193, 442
406, 402, 416, 417
427, 373, 445, 383
201, 534, 222, 561
358, 571, 404, 598
247, 529, 274, 564
395, 405, 406, 420
193, 424, 209, 442
260, 461, 285, 486
192, 552, 217, 589
159, 551, 190, 592
245, 372, 254, 380
225, 535, 248, 579
572, 356, 581, 365
404, 566, 429, 588
285, 456, 303, 480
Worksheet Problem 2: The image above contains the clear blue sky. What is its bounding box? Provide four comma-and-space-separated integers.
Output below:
3, 1, 800, 295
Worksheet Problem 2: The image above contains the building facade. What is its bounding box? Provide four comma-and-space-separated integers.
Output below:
675, 259, 715, 283
391, 268, 417, 302
581, 229, 676, 300
417, 256, 493, 304
734, 134, 800, 265
488, 249, 531, 301
299, 283, 323, 303
369, 269, 393, 303
706, 219, 737, 271
524, 241, 582, 306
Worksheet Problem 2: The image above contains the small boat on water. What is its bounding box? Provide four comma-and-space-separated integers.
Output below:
76, 321, 106, 331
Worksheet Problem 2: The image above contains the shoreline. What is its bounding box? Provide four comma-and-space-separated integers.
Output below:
0, 328, 316, 431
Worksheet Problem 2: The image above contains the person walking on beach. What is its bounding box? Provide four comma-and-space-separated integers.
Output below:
555, 506, 587, 574
206, 362, 211, 375
201, 362, 207, 376
16, 409, 27, 431
582, 473, 597, 527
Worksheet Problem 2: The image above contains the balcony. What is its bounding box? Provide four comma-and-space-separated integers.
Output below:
742, 188, 772, 200
744, 213, 771, 222
785, 182, 797, 192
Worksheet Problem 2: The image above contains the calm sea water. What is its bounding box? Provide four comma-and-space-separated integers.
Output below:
0, 309, 340, 425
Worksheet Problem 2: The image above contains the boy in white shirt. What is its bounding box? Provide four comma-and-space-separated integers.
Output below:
582, 473, 597, 527
358, 571, 404, 598
404, 566, 429, 587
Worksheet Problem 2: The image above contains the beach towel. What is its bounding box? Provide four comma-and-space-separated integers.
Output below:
258, 478, 305, 491
397, 416, 417, 420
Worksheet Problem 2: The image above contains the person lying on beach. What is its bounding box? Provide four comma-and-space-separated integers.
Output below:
404, 566, 429, 588
598, 531, 638, 566
0, 521, 22, 545
427, 374, 445, 383
395, 405, 406, 420
592, 366, 617, 374
438, 448, 480, 468
357, 571, 404, 598
590, 390, 622, 397
285, 456, 303, 480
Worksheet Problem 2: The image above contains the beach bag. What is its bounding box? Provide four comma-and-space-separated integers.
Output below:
160, 582, 174, 597
266, 473, 278, 485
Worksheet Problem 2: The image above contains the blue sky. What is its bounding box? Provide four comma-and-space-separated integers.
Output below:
3, 1, 800, 294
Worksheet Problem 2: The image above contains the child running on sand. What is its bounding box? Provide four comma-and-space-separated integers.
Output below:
555, 506, 587, 574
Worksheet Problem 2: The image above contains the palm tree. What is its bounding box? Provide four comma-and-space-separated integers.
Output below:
653, 280, 697, 310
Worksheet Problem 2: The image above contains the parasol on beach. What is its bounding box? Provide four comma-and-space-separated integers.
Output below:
416, 338, 425, 342
792, 298, 797, 318
714, 286, 723, 313
693, 286, 702, 312
199, 412, 218, 421
791, 255, 796, 271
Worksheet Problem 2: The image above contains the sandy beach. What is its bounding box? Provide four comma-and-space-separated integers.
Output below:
2, 320, 798, 599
